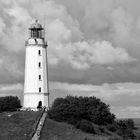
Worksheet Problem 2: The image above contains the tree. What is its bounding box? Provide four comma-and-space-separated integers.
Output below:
127, 119, 135, 129
115, 120, 136, 138
0, 96, 21, 112
48, 95, 115, 125
76, 120, 95, 134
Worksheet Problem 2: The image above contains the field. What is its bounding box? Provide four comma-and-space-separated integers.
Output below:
40, 118, 121, 140
0, 111, 40, 140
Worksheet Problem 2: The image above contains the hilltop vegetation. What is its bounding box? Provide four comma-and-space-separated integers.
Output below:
48, 96, 136, 139
0, 96, 21, 112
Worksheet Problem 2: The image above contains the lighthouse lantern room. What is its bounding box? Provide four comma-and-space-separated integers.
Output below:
23, 20, 49, 111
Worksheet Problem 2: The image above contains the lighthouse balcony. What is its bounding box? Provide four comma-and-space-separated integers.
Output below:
25, 38, 47, 47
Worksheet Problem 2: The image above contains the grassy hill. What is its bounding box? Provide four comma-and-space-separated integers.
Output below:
40, 118, 122, 140
0, 111, 40, 140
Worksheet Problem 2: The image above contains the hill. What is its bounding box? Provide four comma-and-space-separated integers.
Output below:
40, 118, 122, 140
47, 96, 136, 139
0, 111, 40, 140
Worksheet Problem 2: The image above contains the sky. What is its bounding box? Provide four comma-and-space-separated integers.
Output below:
0, 0, 140, 118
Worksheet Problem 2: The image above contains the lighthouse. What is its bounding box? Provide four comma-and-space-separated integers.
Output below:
23, 20, 49, 110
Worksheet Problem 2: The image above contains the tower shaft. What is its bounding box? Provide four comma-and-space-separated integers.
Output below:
23, 20, 49, 110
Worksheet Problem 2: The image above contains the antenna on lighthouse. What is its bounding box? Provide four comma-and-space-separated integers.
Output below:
41, 0, 50, 108
41, 0, 46, 40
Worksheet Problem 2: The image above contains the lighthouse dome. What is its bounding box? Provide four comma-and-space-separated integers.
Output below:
30, 20, 43, 29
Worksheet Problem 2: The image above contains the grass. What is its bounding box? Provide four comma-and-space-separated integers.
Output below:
40, 118, 122, 140
0, 111, 40, 140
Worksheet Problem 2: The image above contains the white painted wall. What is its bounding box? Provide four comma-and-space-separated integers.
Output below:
24, 94, 44, 108
23, 38, 49, 109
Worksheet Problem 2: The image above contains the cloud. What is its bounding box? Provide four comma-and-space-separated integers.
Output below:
0, 83, 23, 91
0, 83, 23, 104
69, 40, 135, 69
112, 106, 140, 118
0, 0, 134, 90
110, 7, 134, 46
48, 40, 135, 70
47, 19, 72, 43
50, 82, 140, 101
2, 5, 32, 52
35, 1, 135, 70
0, 0, 135, 70
0, 18, 5, 36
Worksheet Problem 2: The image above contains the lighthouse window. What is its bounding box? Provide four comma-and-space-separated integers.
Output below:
39, 75, 41, 80
38, 50, 41, 55
39, 87, 41, 92
39, 62, 41, 68
32, 30, 39, 38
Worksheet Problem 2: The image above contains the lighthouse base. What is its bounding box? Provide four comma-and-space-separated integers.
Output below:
23, 92, 49, 110
20, 107, 39, 111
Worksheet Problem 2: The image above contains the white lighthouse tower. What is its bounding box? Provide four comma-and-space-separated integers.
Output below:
23, 20, 49, 110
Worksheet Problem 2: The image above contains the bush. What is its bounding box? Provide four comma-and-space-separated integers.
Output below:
76, 120, 95, 134
48, 95, 115, 125
116, 120, 136, 139
0, 96, 21, 112
106, 119, 136, 139
106, 123, 117, 132
127, 119, 135, 129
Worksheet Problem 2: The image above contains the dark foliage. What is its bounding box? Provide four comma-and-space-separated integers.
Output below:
107, 119, 136, 139
116, 119, 136, 139
127, 119, 135, 129
0, 96, 21, 112
48, 95, 115, 126
76, 120, 95, 134
106, 123, 118, 132
48, 95, 136, 139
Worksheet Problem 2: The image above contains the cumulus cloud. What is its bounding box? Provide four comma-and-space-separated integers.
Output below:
50, 82, 140, 100
42, 1, 136, 70
47, 19, 72, 43
69, 40, 135, 69
0, 0, 138, 82
48, 40, 135, 70
0, 83, 23, 103
0, 18, 5, 36
112, 106, 140, 118
110, 7, 134, 46
0, 0, 135, 71
0, 83, 23, 91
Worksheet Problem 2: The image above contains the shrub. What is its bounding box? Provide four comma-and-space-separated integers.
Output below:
0, 96, 21, 112
116, 120, 136, 139
99, 126, 105, 133
48, 95, 115, 125
106, 123, 117, 132
127, 119, 135, 129
76, 120, 95, 134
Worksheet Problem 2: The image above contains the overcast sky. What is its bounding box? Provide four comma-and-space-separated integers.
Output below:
0, 0, 140, 118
